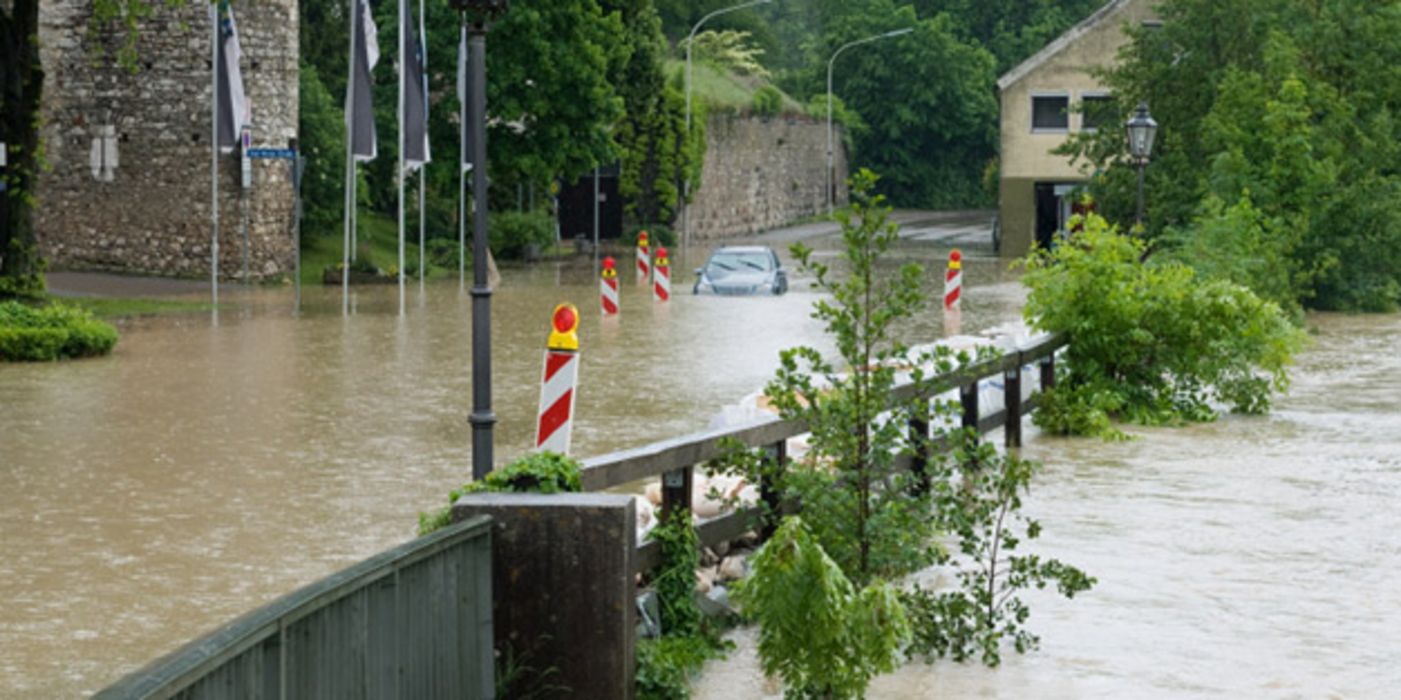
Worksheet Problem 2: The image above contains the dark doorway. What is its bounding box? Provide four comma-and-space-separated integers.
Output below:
1034, 182, 1059, 250
558, 164, 623, 244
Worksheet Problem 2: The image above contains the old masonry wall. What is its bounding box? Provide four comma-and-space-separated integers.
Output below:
36, 0, 298, 281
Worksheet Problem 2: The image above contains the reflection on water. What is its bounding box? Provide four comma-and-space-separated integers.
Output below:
693, 313, 1401, 699
0, 238, 1019, 697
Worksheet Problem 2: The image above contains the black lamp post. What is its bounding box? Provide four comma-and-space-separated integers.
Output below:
453, 0, 508, 482
1125, 102, 1158, 230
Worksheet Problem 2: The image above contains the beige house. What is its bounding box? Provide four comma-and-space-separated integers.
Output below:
996, 0, 1160, 257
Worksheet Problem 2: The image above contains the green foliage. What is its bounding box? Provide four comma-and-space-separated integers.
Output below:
635, 634, 728, 700
750, 85, 783, 118
903, 436, 1095, 666
816, 5, 999, 208
489, 210, 556, 260
0, 301, 119, 362
684, 30, 771, 79
912, 0, 1109, 74
418, 452, 582, 535
635, 506, 732, 699
613, 4, 695, 231
1020, 209, 1306, 435
763, 170, 942, 584
495, 641, 571, 699
735, 516, 910, 699
650, 507, 703, 638
1061, 0, 1401, 311
296, 60, 346, 238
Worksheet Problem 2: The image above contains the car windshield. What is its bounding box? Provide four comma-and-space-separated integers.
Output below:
705, 251, 772, 277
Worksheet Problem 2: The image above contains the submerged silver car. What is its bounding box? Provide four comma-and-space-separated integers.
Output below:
693, 246, 788, 295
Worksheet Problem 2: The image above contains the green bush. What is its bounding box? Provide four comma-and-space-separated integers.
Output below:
1021, 209, 1306, 436
735, 517, 909, 699
0, 301, 118, 362
418, 452, 583, 535
490, 210, 556, 260
751, 85, 783, 118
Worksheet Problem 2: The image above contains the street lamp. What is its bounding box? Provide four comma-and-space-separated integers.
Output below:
452, 0, 509, 482
1125, 101, 1157, 229
827, 27, 912, 216
683, 0, 773, 251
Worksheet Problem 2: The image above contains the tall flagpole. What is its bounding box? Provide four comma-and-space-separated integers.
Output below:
397, 0, 406, 317
458, 25, 466, 293
210, 4, 220, 308
342, 0, 356, 317
418, 0, 426, 291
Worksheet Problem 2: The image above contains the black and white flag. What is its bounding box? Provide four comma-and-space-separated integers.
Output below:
214, 0, 250, 154
456, 26, 473, 173
350, 0, 380, 162
401, 0, 430, 171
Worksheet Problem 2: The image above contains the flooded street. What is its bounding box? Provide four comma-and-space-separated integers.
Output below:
1, 226, 1021, 697
694, 312, 1401, 698
4, 221, 1398, 697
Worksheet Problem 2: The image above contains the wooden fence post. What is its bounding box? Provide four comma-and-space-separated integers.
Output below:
960, 381, 979, 433
1004, 363, 1022, 448
1040, 353, 1056, 392
661, 466, 693, 523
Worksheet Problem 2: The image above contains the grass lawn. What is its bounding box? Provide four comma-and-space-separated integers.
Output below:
300, 211, 459, 287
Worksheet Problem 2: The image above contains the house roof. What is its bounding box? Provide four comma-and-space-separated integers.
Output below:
995, 0, 1139, 91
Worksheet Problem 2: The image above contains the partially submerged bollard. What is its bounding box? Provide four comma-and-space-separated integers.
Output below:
536, 303, 580, 454
654, 246, 671, 302
601, 256, 620, 316
944, 249, 963, 311
636, 230, 651, 284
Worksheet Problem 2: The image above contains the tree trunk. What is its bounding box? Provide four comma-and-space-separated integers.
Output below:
0, 0, 46, 299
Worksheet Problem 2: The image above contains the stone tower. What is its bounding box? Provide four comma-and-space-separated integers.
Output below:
36, 0, 299, 281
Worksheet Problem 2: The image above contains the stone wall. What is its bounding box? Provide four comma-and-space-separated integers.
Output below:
35, 0, 298, 280
687, 114, 848, 241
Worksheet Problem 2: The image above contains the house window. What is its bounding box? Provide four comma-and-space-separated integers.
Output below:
1031, 94, 1070, 131
1081, 94, 1114, 131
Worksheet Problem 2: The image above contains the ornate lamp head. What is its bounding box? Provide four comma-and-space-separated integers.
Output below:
1125, 102, 1158, 164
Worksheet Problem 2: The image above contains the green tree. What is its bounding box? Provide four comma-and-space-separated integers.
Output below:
804, 2, 999, 208
1060, 0, 1401, 311
0, 0, 47, 299
605, 0, 694, 230
1021, 207, 1305, 433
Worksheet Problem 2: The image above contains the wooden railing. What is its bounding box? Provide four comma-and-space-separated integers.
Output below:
580, 333, 1067, 573
95, 517, 495, 700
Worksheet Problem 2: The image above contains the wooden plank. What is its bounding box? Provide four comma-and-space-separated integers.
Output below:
580, 415, 805, 491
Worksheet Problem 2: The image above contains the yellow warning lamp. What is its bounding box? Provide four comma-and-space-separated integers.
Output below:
656, 246, 670, 268
547, 303, 580, 351
601, 256, 618, 280
948, 249, 962, 271
637, 231, 649, 249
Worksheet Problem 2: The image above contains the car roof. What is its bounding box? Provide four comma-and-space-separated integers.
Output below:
710, 246, 773, 254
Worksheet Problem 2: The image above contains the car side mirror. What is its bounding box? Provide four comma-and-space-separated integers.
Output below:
694, 268, 703, 277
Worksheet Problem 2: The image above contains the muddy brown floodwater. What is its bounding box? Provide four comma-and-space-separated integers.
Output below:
1, 232, 1023, 698
693, 312, 1401, 699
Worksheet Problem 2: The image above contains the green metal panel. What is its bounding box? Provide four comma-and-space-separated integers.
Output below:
95, 517, 494, 700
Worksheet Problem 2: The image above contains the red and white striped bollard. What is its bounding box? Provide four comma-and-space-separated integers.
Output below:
944, 249, 963, 311
600, 256, 619, 315
654, 246, 671, 302
536, 303, 581, 454
636, 231, 651, 284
